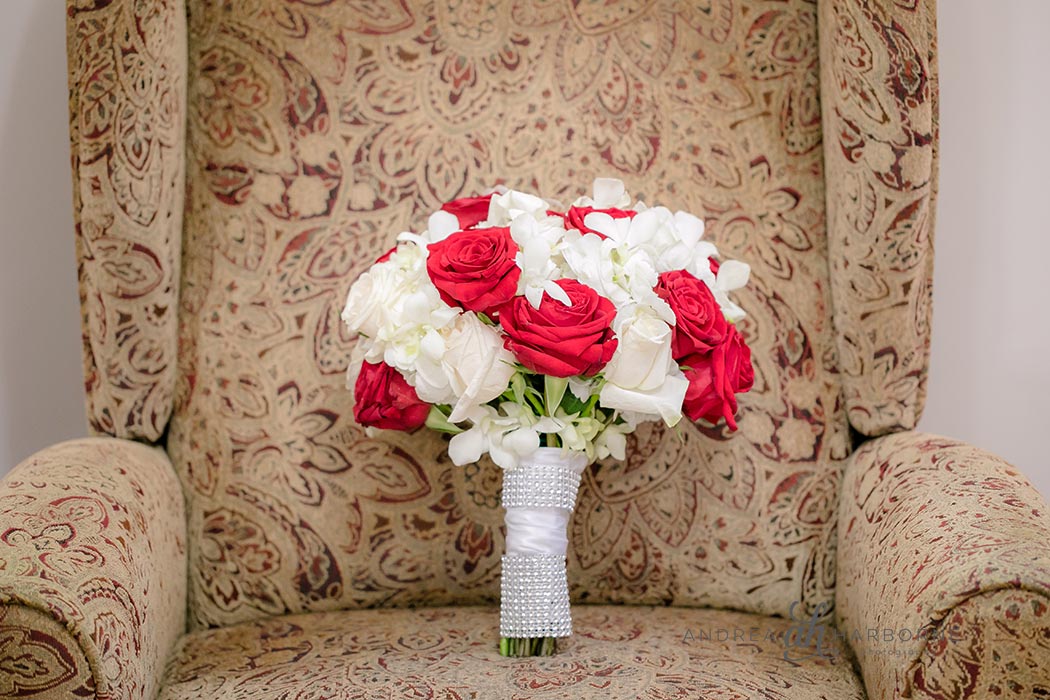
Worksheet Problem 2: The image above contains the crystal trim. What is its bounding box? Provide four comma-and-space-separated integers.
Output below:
502, 463, 583, 512
499, 553, 572, 638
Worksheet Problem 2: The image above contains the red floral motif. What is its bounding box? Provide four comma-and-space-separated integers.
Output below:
713, 156, 815, 281
198, 508, 286, 616
744, 6, 822, 156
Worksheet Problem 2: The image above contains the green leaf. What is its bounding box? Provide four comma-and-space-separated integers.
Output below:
561, 392, 586, 416
425, 406, 463, 434
524, 391, 545, 415
544, 376, 568, 417
510, 372, 527, 405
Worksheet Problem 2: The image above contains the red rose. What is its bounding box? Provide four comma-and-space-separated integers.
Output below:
655, 269, 729, 359
681, 326, 754, 430
441, 194, 493, 229
499, 279, 618, 377
565, 206, 636, 238
353, 361, 430, 431
426, 227, 521, 315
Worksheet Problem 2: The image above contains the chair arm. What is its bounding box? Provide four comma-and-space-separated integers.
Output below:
837, 431, 1050, 699
0, 438, 186, 700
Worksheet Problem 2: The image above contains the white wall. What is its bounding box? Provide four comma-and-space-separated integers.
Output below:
0, 2, 86, 473
920, 0, 1050, 499
0, 1, 1047, 499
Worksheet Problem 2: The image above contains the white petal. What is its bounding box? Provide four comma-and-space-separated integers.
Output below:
533, 417, 563, 433
525, 285, 545, 309
427, 210, 460, 243
582, 211, 617, 238
717, 260, 751, 290
449, 428, 485, 466
543, 280, 572, 306
598, 372, 688, 427
624, 209, 661, 248
592, 178, 627, 208
503, 427, 541, 457
567, 376, 595, 402
673, 210, 705, 247
488, 442, 519, 470
598, 428, 627, 460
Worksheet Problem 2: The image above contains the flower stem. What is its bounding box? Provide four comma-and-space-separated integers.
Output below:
499, 636, 558, 657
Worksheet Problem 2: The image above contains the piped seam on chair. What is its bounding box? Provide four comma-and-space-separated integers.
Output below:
0, 592, 106, 700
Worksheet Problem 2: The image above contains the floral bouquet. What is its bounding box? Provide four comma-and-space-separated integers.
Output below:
341, 179, 753, 656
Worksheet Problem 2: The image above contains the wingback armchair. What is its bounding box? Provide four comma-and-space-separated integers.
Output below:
1, 0, 1048, 698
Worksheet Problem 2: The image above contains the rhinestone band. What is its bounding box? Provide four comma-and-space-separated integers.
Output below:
499, 553, 572, 638
501, 463, 583, 512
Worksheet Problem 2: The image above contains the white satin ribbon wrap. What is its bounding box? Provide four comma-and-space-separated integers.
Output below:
505, 507, 571, 557
499, 448, 588, 639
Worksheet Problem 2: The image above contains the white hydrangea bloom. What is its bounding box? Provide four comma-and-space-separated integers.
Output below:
341, 241, 459, 403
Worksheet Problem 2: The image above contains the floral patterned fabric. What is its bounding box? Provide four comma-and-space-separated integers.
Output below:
48, 0, 1050, 698
819, 0, 939, 436
0, 439, 187, 700
0, 605, 94, 698
837, 431, 1050, 699
66, 0, 187, 441
911, 589, 1050, 699
158, 604, 866, 699
171, 0, 855, 631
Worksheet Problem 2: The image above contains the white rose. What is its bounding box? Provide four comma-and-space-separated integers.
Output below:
341, 259, 399, 339
598, 307, 688, 426
487, 189, 551, 225
443, 314, 517, 422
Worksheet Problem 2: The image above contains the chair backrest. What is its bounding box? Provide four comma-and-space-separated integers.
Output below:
66, 0, 938, 630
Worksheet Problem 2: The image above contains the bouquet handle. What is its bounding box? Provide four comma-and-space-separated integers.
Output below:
499, 448, 588, 656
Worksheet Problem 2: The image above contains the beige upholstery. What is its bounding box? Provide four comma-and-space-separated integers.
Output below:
158, 605, 866, 699
0, 0, 1047, 698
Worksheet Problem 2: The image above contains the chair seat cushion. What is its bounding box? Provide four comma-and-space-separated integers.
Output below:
159, 605, 864, 699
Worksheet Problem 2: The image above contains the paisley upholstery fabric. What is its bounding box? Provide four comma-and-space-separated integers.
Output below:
819, 0, 939, 436
171, 0, 854, 630
0, 605, 94, 699
911, 589, 1050, 699
837, 431, 1050, 699
158, 605, 866, 699
46, 0, 1050, 697
66, 0, 188, 440
0, 439, 187, 700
